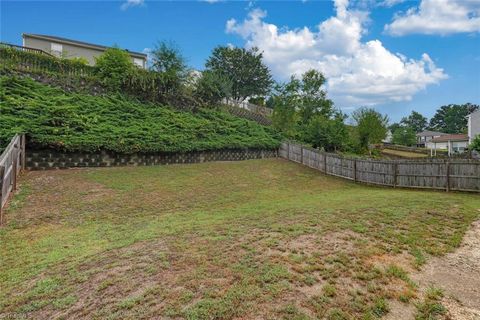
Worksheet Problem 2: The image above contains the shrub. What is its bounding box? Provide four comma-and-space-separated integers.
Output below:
94, 47, 135, 90
0, 76, 281, 153
470, 134, 480, 152
68, 57, 89, 65
194, 71, 232, 106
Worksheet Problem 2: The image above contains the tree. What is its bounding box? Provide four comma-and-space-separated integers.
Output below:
304, 112, 348, 152
271, 81, 300, 138
298, 70, 334, 124
470, 135, 480, 152
150, 41, 189, 96
389, 122, 402, 133
400, 111, 427, 133
94, 47, 134, 90
194, 71, 232, 106
392, 127, 416, 146
352, 108, 389, 151
151, 41, 188, 79
429, 103, 479, 133
205, 46, 273, 102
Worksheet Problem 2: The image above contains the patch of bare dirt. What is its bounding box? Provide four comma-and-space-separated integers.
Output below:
412, 219, 480, 319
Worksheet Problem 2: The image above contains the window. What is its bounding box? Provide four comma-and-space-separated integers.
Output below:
133, 58, 144, 68
51, 43, 63, 57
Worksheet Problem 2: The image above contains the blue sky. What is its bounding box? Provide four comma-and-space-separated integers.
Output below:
1, 0, 479, 122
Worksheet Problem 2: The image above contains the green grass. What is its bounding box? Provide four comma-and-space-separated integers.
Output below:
0, 159, 479, 319
0, 75, 280, 152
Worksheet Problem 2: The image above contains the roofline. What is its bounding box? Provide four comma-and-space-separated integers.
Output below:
22, 33, 147, 59
430, 135, 469, 143
416, 131, 447, 136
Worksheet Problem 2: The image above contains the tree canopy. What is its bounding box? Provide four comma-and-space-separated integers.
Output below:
392, 127, 416, 146
429, 103, 479, 133
352, 108, 389, 151
400, 111, 428, 133
151, 41, 188, 79
205, 46, 273, 102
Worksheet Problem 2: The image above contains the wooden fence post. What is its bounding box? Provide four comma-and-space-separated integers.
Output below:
300, 145, 304, 164
12, 144, 18, 191
287, 141, 290, 160
323, 153, 327, 173
0, 165, 4, 225
446, 161, 450, 192
353, 159, 357, 182
21, 134, 26, 171
393, 162, 397, 188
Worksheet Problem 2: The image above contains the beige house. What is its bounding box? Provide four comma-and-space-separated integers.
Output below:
427, 134, 469, 156
22, 33, 147, 68
467, 109, 480, 144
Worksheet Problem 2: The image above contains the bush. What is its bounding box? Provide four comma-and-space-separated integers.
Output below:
0, 76, 281, 153
304, 113, 348, 152
94, 47, 135, 90
194, 71, 232, 106
470, 135, 480, 152
68, 57, 89, 65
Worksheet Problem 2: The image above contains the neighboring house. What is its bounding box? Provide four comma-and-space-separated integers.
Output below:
22, 33, 147, 68
427, 134, 469, 156
416, 130, 447, 147
467, 109, 480, 144
382, 130, 392, 144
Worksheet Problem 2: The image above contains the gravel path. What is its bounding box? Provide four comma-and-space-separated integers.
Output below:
413, 219, 480, 319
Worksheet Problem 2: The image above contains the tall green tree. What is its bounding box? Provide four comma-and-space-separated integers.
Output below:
271, 81, 301, 138
429, 103, 479, 133
400, 111, 428, 133
151, 41, 188, 78
392, 127, 416, 146
298, 70, 334, 124
205, 46, 273, 102
150, 41, 189, 96
352, 108, 389, 151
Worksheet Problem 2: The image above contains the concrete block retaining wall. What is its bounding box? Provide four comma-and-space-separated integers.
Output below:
26, 148, 279, 170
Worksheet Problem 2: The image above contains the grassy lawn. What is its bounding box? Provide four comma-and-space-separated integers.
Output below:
381, 148, 428, 158
1, 159, 479, 319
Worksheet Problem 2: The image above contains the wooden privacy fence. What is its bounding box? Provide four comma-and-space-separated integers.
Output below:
0, 134, 26, 224
280, 141, 480, 193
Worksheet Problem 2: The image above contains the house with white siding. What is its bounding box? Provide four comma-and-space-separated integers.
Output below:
427, 134, 469, 156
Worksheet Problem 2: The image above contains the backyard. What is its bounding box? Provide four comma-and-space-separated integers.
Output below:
1, 159, 479, 319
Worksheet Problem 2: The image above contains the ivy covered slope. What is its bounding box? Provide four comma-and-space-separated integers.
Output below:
0, 76, 281, 153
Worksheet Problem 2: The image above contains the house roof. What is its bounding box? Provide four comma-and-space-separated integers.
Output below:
22, 33, 147, 59
430, 134, 469, 143
416, 130, 447, 137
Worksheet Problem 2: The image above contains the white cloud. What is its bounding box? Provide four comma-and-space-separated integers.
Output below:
226, 0, 447, 107
385, 0, 480, 36
121, 0, 144, 11
380, 0, 405, 7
